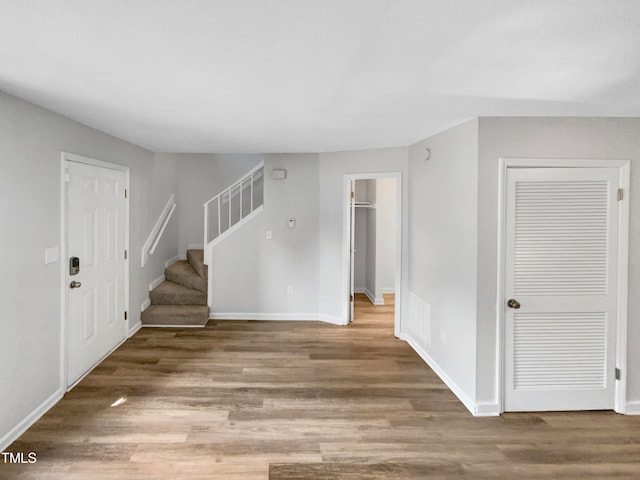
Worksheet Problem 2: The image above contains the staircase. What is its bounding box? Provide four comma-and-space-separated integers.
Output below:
141, 249, 209, 326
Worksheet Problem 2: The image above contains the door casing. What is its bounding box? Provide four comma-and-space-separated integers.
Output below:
60, 152, 130, 390
497, 158, 630, 414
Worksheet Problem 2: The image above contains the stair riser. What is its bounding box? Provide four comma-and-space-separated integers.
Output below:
150, 291, 207, 306
166, 269, 207, 293
187, 249, 207, 279
141, 316, 208, 327
141, 307, 209, 327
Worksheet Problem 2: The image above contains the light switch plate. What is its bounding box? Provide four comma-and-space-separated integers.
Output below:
45, 246, 59, 264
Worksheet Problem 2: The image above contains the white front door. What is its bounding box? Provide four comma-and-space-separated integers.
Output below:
67, 161, 127, 386
504, 167, 620, 411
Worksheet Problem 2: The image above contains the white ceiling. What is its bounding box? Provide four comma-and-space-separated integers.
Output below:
1, 1, 639, 153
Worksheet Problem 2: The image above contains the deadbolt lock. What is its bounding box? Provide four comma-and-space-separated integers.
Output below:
69, 257, 80, 275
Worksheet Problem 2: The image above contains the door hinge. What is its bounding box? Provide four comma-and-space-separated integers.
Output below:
617, 188, 623, 201
124, 189, 128, 199
350, 294, 354, 302
124, 249, 128, 260
615, 367, 621, 380
351, 191, 355, 199
124, 311, 128, 321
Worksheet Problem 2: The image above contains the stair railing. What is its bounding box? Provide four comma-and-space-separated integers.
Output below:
141, 193, 176, 267
203, 162, 264, 256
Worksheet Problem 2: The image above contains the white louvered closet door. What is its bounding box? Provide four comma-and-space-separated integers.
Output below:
504, 167, 620, 412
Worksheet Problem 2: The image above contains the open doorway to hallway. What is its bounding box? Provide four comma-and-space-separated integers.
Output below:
353, 292, 396, 333
352, 178, 396, 327
343, 173, 402, 336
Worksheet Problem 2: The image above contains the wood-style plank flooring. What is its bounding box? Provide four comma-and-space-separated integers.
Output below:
3, 293, 640, 479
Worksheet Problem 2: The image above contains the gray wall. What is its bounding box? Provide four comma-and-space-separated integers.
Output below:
406, 118, 479, 407
148, 153, 180, 282
0, 91, 174, 448
318, 148, 409, 320
174, 153, 263, 255
476, 117, 640, 408
375, 178, 396, 297
208, 148, 408, 321
209, 154, 320, 315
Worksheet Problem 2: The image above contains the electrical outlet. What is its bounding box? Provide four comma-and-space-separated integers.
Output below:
440, 328, 447, 344
287, 285, 294, 295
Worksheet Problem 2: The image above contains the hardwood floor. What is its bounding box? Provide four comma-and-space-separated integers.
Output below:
3, 293, 640, 479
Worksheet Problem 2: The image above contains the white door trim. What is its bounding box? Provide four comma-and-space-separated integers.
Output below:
60, 152, 130, 391
496, 157, 630, 413
342, 172, 403, 337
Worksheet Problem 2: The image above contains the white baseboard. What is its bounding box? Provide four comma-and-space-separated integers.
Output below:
356, 288, 385, 305
128, 321, 142, 337
625, 401, 640, 415
364, 288, 385, 305
165, 256, 179, 269
149, 274, 165, 291
364, 288, 374, 304
0, 387, 64, 451
141, 324, 206, 328
475, 402, 501, 416
400, 331, 489, 417
210, 312, 345, 325
382, 287, 396, 294
140, 299, 151, 312
188, 243, 204, 250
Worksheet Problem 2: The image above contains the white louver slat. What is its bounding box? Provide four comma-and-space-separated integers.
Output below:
514, 312, 606, 390
514, 181, 608, 295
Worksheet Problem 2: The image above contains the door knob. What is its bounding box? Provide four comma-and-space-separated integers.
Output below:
507, 298, 521, 309
70, 281, 82, 289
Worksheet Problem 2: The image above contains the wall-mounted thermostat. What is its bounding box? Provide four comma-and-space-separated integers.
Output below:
288, 218, 296, 229
272, 169, 287, 179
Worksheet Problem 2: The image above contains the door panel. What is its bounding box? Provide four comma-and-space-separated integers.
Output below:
67, 161, 126, 386
504, 167, 619, 411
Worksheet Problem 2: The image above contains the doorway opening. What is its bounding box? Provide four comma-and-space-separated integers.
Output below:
343, 172, 402, 337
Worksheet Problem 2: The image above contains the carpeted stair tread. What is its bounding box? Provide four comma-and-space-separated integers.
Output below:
165, 260, 207, 293
187, 249, 207, 279
141, 305, 209, 326
150, 281, 206, 306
